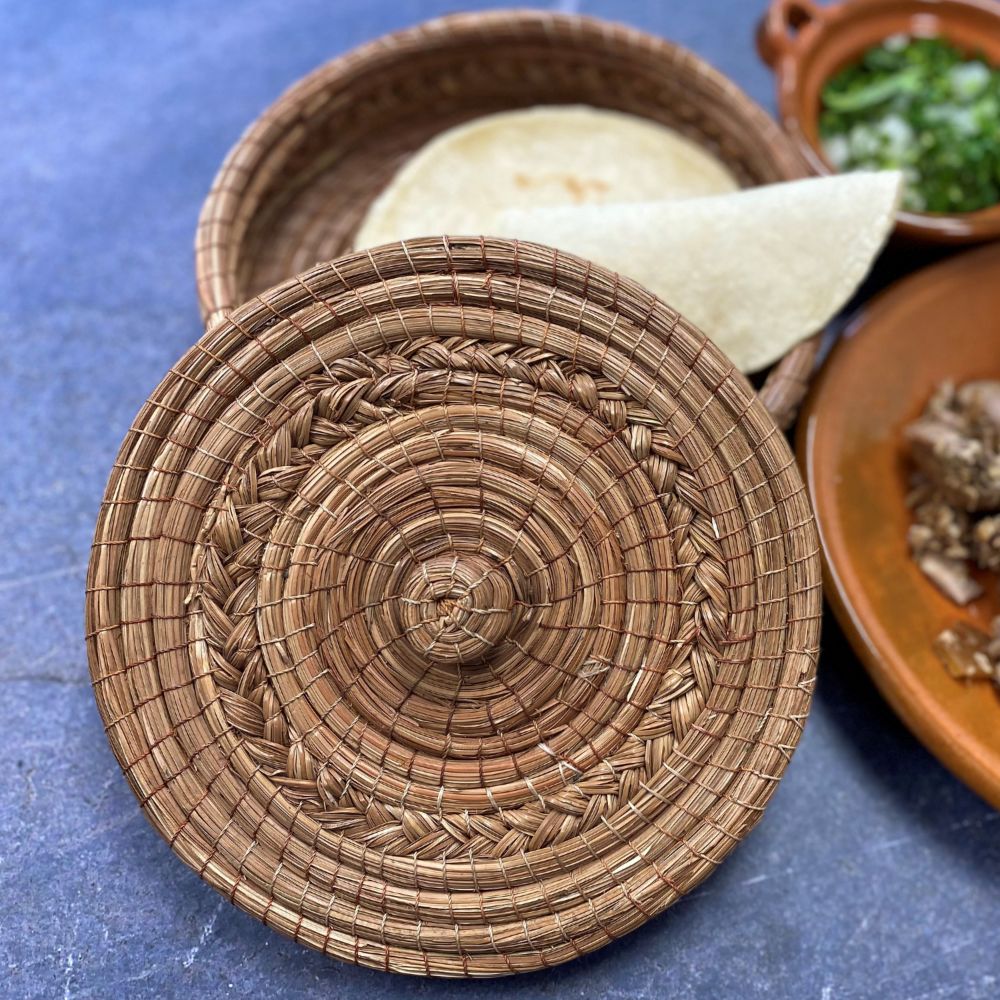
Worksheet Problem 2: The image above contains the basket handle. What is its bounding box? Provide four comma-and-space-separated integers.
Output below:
756, 0, 824, 68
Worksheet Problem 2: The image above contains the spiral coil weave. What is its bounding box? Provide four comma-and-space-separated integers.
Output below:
87, 238, 821, 976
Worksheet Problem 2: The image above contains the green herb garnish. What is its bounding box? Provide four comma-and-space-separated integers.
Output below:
819, 35, 1000, 214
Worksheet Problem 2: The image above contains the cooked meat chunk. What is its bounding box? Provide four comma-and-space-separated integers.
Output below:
933, 621, 996, 679
971, 514, 1000, 573
906, 380, 1000, 617
957, 380, 1000, 451
917, 553, 983, 605
905, 418, 1000, 512
907, 493, 971, 561
905, 380, 1000, 512
934, 616, 1000, 688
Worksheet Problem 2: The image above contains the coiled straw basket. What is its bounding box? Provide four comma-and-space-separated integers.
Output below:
87, 237, 821, 975
195, 10, 821, 429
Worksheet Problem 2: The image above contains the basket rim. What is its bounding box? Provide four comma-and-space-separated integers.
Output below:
194, 8, 820, 428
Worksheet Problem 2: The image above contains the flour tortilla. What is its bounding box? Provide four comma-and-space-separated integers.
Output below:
353, 105, 739, 249
497, 171, 904, 372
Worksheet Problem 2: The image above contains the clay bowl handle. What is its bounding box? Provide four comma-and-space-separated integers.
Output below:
756, 0, 825, 68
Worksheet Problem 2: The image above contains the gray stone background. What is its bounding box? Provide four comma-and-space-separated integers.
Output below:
1, 1, 997, 997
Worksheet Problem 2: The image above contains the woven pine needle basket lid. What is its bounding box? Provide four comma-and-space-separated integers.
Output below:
86, 238, 821, 977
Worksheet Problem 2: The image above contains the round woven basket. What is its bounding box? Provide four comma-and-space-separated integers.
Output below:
87, 237, 821, 976
196, 10, 820, 429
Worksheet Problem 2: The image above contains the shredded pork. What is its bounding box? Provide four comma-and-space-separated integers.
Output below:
905, 380, 1000, 686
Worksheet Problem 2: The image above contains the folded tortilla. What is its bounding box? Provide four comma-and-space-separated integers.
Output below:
497, 171, 903, 372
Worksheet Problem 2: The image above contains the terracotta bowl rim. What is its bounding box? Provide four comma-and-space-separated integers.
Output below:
762, 0, 1000, 244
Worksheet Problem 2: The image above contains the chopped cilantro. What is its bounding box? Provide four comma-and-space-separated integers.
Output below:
819, 36, 1000, 214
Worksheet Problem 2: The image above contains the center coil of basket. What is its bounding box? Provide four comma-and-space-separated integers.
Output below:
393, 552, 523, 666
193, 298, 728, 853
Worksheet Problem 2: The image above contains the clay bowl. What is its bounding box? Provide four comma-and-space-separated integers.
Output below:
757, 0, 1000, 245
797, 241, 1000, 807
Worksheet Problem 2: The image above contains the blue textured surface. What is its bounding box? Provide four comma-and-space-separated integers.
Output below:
1, 2, 998, 998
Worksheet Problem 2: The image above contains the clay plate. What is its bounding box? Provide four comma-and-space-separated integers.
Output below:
798, 242, 1000, 807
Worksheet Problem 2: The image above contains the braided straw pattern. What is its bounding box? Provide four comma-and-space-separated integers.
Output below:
87, 238, 821, 976
195, 10, 821, 429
